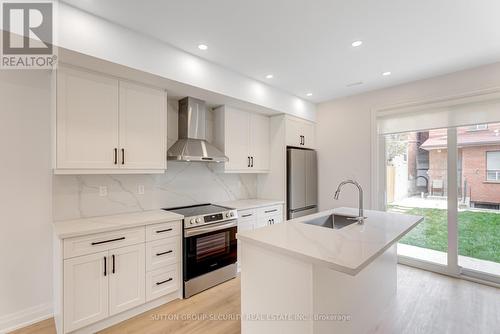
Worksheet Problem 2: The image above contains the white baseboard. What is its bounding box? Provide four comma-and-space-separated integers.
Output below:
0, 302, 53, 334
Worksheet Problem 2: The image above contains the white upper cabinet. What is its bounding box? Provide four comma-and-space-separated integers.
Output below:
249, 112, 270, 171
223, 107, 251, 171
57, 67, 120, 170
285, 116, 315, 149
214, 106, 270, 173
55, 66, 167, 174
119, 81, 166, 170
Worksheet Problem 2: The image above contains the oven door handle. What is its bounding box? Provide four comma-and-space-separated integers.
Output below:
184, 220, 237, 237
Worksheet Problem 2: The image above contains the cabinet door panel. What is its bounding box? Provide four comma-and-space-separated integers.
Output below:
57, 67, 119, 169
119, 82, 166, 170
303, 122, 316, 149
225, 108, 250, 170
285, 118, 303, 147
108, 244, 145, 316
63, 251, 109, 333
250, 113, 270, 171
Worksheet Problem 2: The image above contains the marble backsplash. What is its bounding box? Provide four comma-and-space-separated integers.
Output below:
53, 162, 257, 221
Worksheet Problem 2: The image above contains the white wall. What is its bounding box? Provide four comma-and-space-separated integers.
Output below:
317, 61, 500, 211
57, 3, 316, 121
0, 71, 53, 332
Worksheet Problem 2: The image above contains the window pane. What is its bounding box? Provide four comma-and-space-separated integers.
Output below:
385, 129, 448, 265
458, 122, 500, 276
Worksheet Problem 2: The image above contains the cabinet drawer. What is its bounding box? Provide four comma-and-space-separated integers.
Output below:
146, 264, 179, 302
238, 209, 257, 221
146, 220, 181, 242
63, 227, 145, 259
257, 205, 282, 218
146, 237, 180, 271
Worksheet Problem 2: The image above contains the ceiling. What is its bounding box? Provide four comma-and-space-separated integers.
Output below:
63, 0, 500, 103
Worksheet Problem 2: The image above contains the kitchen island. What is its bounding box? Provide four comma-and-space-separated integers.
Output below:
237, 207, 423, 334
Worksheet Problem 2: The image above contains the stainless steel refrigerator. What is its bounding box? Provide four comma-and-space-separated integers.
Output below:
287, 148, 318, 219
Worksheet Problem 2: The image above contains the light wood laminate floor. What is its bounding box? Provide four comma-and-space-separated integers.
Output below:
10, 265, 500, 334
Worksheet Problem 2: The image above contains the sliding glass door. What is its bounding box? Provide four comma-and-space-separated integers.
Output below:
456, 123, 500, 278
382, 122, 500, 282
385, 129, 449, 266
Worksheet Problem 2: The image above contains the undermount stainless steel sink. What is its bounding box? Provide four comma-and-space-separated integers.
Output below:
301, 214, 359, 229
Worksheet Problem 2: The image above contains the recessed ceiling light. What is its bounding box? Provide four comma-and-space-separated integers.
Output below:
346, 81, 363, 87
306, 93, 313, 97
265, 74, 274, 79
382, 71, 392, 76
351, 40, 363, 47
198, 44, 208, 50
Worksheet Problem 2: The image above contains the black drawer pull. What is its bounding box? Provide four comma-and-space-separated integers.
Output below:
241, 214, 253, 218
156, 278, 173, 286
156, 228, 173, 234
91, 237, 125, 246
104, 256, 107, 276
156, 250, 173, 257
265, 209, 278, 213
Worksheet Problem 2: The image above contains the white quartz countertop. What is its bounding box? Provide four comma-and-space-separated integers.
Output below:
215, 199, 284, 211
237, 207, 423, 276
53, 210, 184, 239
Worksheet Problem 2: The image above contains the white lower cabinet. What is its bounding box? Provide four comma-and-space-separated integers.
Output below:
60, 221, 181, 333
108, 244, 145, 316
236, 204, 284, 269
63, 251, 109, 333
146, 264, 180, 302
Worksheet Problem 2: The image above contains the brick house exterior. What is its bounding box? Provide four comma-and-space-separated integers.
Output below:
421, 124, 500, 208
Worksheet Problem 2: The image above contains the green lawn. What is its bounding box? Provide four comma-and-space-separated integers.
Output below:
391, 207, 500, 263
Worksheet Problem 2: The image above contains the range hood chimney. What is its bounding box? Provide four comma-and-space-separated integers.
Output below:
167, 97, 228, 162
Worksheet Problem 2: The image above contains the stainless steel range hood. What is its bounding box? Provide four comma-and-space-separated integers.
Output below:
167, 97, 228, 162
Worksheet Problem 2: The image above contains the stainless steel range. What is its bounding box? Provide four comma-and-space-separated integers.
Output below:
164, 204, 238, 298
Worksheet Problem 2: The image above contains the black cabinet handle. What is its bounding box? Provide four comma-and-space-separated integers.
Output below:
247, 156, 251, 167
251, 156, 254, 167
91, 237, 125, 246
156, 228, 173, 234
121, 148, 125, 165
156, 278, 173, 286
242, 214, 252, 218
114, 148, 118, 165
112, 254, 115, 274
272, 219, 275, 224
303, 136, 305, 146
104, 256, 107, 276
156, 250, 173, 257
265, 209, 278, 213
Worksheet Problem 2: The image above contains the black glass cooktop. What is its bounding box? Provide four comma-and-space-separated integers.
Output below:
163, 204, 232, 217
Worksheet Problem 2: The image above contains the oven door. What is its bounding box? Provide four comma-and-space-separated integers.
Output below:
184, 220, 237, 281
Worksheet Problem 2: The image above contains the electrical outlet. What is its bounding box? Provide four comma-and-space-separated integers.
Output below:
138, 184, 145, 195
99, 186, 108, 197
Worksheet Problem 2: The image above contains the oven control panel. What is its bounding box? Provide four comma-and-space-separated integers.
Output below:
184, 209, 238, 228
